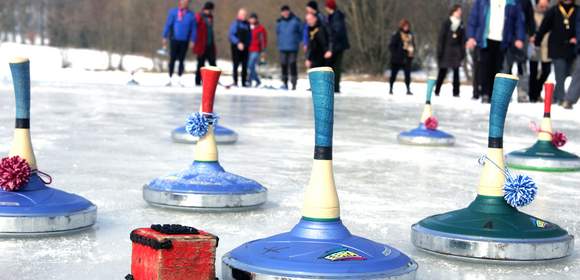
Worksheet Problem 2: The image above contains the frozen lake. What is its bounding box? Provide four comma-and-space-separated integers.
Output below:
0, 71, 579, 280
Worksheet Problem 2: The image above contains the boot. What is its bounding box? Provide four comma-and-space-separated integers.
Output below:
562, 100, 573, 110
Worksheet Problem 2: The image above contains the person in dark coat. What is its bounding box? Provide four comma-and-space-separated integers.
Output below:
563, 0, 580, 109
389, 19, 416, 95
466, 0, 526, 103
194, 1, 216, 86
276, 5, 303, 90
303, 1, 327, 54
305, 13, 330, 69
324, 0, 350, 93
162, 0, 197, 87
435, 5, 466, 97
505, 0, 535, 77
535, 0, 578, 105
228, 8, 252, 87
529, 0, 552, 103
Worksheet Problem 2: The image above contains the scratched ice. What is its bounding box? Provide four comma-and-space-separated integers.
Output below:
0, 69, 578, 280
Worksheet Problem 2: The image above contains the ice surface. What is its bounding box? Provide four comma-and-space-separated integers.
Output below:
0, 67, 579, 280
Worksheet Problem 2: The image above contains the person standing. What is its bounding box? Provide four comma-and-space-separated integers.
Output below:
194, 1, 216, 86
535, 0, 577, 105
471, 47, 482, 99
305, 13, 330, 69
505, 0, 535, 102
303, 1, 327, 56
247, 13, 268, 88
229, 8, 252, 87
162, 0, 197, 87
529, 0, 552, 103
563, 1, 580, 109
324, 0, 350, 93
504, 0, 535, 76
276, 5, 302, 90
466, 0, 526, 103
435, 5, 466, 97
389, 19, 416, 95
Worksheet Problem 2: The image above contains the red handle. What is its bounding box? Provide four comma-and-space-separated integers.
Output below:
201, 67, 221, 113
544, 82, 554, 114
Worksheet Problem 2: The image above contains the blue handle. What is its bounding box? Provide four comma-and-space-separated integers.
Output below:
9, 60, 31, 120
489, 75, 518, 138
425, 78, 436, 103
309, 69, 334, 148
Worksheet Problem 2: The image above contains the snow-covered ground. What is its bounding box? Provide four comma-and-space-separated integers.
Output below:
0, 44, 579, 280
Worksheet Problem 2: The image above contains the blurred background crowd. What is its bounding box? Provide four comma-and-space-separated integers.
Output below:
0, 0, 579, 109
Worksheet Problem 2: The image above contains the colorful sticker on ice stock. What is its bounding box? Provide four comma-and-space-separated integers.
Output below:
320, 247, 366, 262
530, 217, 551, 228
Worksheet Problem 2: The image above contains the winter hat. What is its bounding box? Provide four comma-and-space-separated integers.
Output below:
307, 1, 319, 11
250, 13, 258, 20
325, 0, 337, 10
203, 1, 214, 10
281, 5, 290, 11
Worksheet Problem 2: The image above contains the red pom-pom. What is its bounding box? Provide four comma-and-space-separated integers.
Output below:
0, 156, 31, 191
425, 116, 439, 130
552, 131, 567, 147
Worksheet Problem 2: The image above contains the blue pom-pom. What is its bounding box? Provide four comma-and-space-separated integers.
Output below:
185, 112, 210, 137
503, 174, 538, 207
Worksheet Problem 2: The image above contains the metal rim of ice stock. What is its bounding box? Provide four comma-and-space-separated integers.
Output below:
411, 224, 574, 262
506, 154, 580, 172
397, 135, 455, 146
0, 206, 97, 237
142, 184, 267, 211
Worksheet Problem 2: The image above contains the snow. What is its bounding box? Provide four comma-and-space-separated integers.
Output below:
0, 43, 579, 279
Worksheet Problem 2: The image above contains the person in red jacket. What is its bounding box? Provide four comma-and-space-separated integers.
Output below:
194, 1, 217, 86
247, 13, 268, 87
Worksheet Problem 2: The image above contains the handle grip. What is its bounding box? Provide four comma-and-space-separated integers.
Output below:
9, 58, 31, 123
489, 74, 518, 139
308, 67, 334, 151
543, 82, 554, 115
200, 66, 221, 113
425, 78, 436, 103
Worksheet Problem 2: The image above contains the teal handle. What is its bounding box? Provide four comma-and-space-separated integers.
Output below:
489, 75, 518, 138
9, 60, 31, 120
425, 78, 436, 103
308, 69, 334, 148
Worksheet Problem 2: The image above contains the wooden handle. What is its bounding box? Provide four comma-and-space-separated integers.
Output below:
200, 66, 221, 114
543, 82, 554, 115
488, 74, 518, 142
9, 58, 31, 127
308, 67, 334, 160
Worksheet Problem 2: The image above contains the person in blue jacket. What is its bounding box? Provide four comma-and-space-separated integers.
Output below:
276, 5, 303, 90
465, 0, 526, 103
229, 8, 251, 87
162, 0, 197, 87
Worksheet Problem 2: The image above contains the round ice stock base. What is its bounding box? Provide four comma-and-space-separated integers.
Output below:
143, 161, 267, 211
222, 219, 418, 279
398, 124, 455, 146
411, 196, 574, 261
506, 141, 580, 172
0, 174, 97, 236
172, 125, 238, 144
